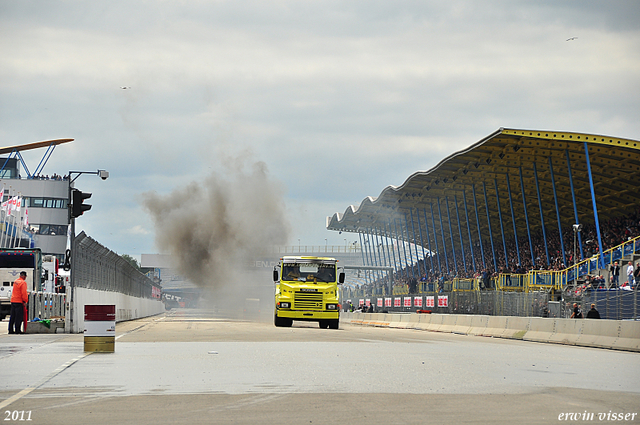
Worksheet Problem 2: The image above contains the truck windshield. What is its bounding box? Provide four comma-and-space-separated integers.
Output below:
282, 263, 336, 283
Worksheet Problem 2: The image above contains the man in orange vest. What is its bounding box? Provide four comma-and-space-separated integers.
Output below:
8, 271, 28, 334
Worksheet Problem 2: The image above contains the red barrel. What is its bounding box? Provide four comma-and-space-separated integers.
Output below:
84, 305, 116, 352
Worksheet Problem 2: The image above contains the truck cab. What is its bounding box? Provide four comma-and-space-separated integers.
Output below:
0, 248, 42, 321
273, 256, 344, 329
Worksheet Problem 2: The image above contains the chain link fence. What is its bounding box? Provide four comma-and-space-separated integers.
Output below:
344, 290, 638, 320
564, 289, 639, 320
345, 290, 554, 318
73, 231, 160, 299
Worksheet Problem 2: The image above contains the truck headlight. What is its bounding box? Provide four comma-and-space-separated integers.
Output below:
278, 302, 291, 308
326, 304, 338, 310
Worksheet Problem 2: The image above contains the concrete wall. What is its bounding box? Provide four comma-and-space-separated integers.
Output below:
69, 287, 165, 333
343, 312, 640, 352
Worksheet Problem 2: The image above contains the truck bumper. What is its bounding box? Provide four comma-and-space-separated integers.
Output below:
276, 310, 339, 320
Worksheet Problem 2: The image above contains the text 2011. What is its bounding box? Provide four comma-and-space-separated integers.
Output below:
3, 411, 32, 421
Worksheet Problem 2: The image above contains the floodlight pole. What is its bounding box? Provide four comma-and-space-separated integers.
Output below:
67, 169, 109, 333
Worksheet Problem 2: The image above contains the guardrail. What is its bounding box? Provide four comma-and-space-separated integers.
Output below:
527, 235, 640, 290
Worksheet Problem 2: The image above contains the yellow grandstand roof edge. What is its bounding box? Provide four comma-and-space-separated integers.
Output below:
0, 138, 74, 155
501, 128, 640, 150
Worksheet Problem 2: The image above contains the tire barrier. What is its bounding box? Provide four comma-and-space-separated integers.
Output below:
342, 312, 640, 352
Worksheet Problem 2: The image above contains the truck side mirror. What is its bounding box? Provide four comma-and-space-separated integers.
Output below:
273, 270, 279, 282
338, 272, 345, 284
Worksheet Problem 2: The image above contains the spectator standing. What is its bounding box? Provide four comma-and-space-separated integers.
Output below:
570, 303, 583, 319
634, 263, 640, 289
610, 261, 620, 287
8, 271, 28, 334
626, 261, 634, 288
586, 303, 601, 319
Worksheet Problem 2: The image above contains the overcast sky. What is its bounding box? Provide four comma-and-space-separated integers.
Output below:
1, 1, 639, 260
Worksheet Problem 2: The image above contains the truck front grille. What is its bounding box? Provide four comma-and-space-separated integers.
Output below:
294, 292, 323, 310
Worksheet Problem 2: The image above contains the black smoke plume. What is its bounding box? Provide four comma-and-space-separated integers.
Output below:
142, 155, 290, 291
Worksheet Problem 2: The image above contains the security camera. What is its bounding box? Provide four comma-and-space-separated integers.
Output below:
98, 170, 109, 180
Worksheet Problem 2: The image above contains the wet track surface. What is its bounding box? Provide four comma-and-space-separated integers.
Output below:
1, 309, 639, 424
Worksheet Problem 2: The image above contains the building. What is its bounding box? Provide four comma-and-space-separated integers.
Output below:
0, 139, 75, 260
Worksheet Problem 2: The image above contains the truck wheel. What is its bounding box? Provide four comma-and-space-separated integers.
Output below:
318, 320, 329, 329
274, 315, 293, 327
328, 319, 339, 329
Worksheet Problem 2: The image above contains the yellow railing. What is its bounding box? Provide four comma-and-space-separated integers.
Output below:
496, 274, 526, 292
453, 278, 477, 292
528, 235, 640, 290
392, 286, 408, 295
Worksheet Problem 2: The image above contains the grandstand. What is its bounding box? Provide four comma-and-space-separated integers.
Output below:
327, 128, 640, 319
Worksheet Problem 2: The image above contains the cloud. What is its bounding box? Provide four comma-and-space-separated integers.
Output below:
0, 0, 638, 258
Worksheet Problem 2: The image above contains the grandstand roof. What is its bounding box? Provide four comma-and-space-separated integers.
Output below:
0, 138, 73, 155
327, 128, 640, 252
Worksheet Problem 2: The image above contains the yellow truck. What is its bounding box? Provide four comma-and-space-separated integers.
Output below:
273, 256, 344, 329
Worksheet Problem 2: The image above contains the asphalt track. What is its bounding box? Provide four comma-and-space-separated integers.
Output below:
1, 309, 639, 425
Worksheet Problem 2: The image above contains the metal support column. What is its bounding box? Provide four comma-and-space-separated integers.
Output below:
381, 226, 395, 295
482, 181, 498, 272
548, 156, 566, 266
374, 228, 386, 288
423, 208, 435, 274
375, 228, 387, 268
566, 150, 584, 260
584, 142, 606, 269
471, 185, 486, 269
364, 232, 377, 283
386, 221, 400, 278
519, 167, 535, 267
359, 232, 368, 282
494, 178, 509, 270
430, 203, 442, 274
445, 197, 458, 274
411, 209, 426, 277
533, 162, 550, 266
436, 197, 450, 273
404, 212, 416, 280
506, 173, 521, 266
394, 218, 410, 278
454, 194, 467, 273
416, 209, 428, 278
462, 190, 477, 272
368, 228, 380, 282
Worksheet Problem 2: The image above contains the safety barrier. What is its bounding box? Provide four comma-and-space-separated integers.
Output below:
481, 316, 508, 338
615, 321, 640, 351
342, 312, 640, 352
502, 316, 530, 339
467, 315, 489, 336
25, 291, 66, 333
27, 291, 65, 320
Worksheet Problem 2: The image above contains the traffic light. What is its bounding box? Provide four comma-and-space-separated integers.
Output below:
71, 188, 92, 218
